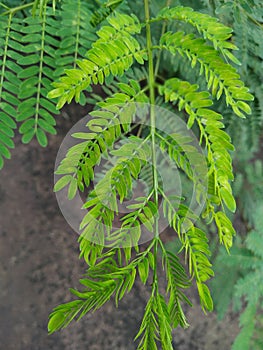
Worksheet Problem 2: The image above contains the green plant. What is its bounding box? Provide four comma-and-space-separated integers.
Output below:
0, 0, 257, 348
0, 0, 96, 167
212, 205, 263, 350
47, 2, 254, 348
206, 4, 263, 348
202, 0, 263, 228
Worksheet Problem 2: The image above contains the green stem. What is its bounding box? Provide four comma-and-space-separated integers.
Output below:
154, 0, 172, 77
0, 2, 9, 10
1, 2, 34, 16
237, 3, 263, 29
0, 12, 12, 99
34, 4, 47, 132
73, 0, 81, 69
144, 0, 158, 232
144, 0, 160, 289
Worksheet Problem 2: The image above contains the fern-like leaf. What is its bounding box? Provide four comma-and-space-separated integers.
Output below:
48, 12, 147, 109
161, 193, 214, 312
161, 245, 191, 328
90, 0, 125, 27
48, 247, 154, 334
232, 303, 257, 350
15, 6, 58, 146
0, 13, 20, 168
157, 6, 241, 64
135, 295, 159, 350
78, 136, 152, 264
159, 77, 236, 248
48, 278, 116, 334
160, 31, 254, 118
54, 81, 148, 198
183, 226, 214, 312
212, 205, 263, 349
54, 0, 96, 84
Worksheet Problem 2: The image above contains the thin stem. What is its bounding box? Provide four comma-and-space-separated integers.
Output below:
73, 0, 81, 69
0, 13, 12, 99
144, 0, 160, 289
154, 0, 172, 77
237, 3, 263, 29
34, 4, 47, 132
0, 2, 9, 10
144, 0, 158, 233
1, 2, 34, 16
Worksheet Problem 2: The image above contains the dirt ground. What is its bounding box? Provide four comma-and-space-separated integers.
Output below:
0, 106, 240, 349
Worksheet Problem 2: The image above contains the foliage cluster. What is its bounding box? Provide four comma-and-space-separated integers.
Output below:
203, 2, 263, 349
0, 0, 262, 349
212, 205, 263, 350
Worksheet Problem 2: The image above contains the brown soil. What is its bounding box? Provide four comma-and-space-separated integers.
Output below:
0, 106, 240, 350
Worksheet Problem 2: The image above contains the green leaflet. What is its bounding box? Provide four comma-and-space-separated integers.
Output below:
161, 193, 216, 313
220, 187, 236, 213
138, 258, 149, 285
215, 211, 235, 251
161, 246, 191, 328
53, 174, 72, 192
